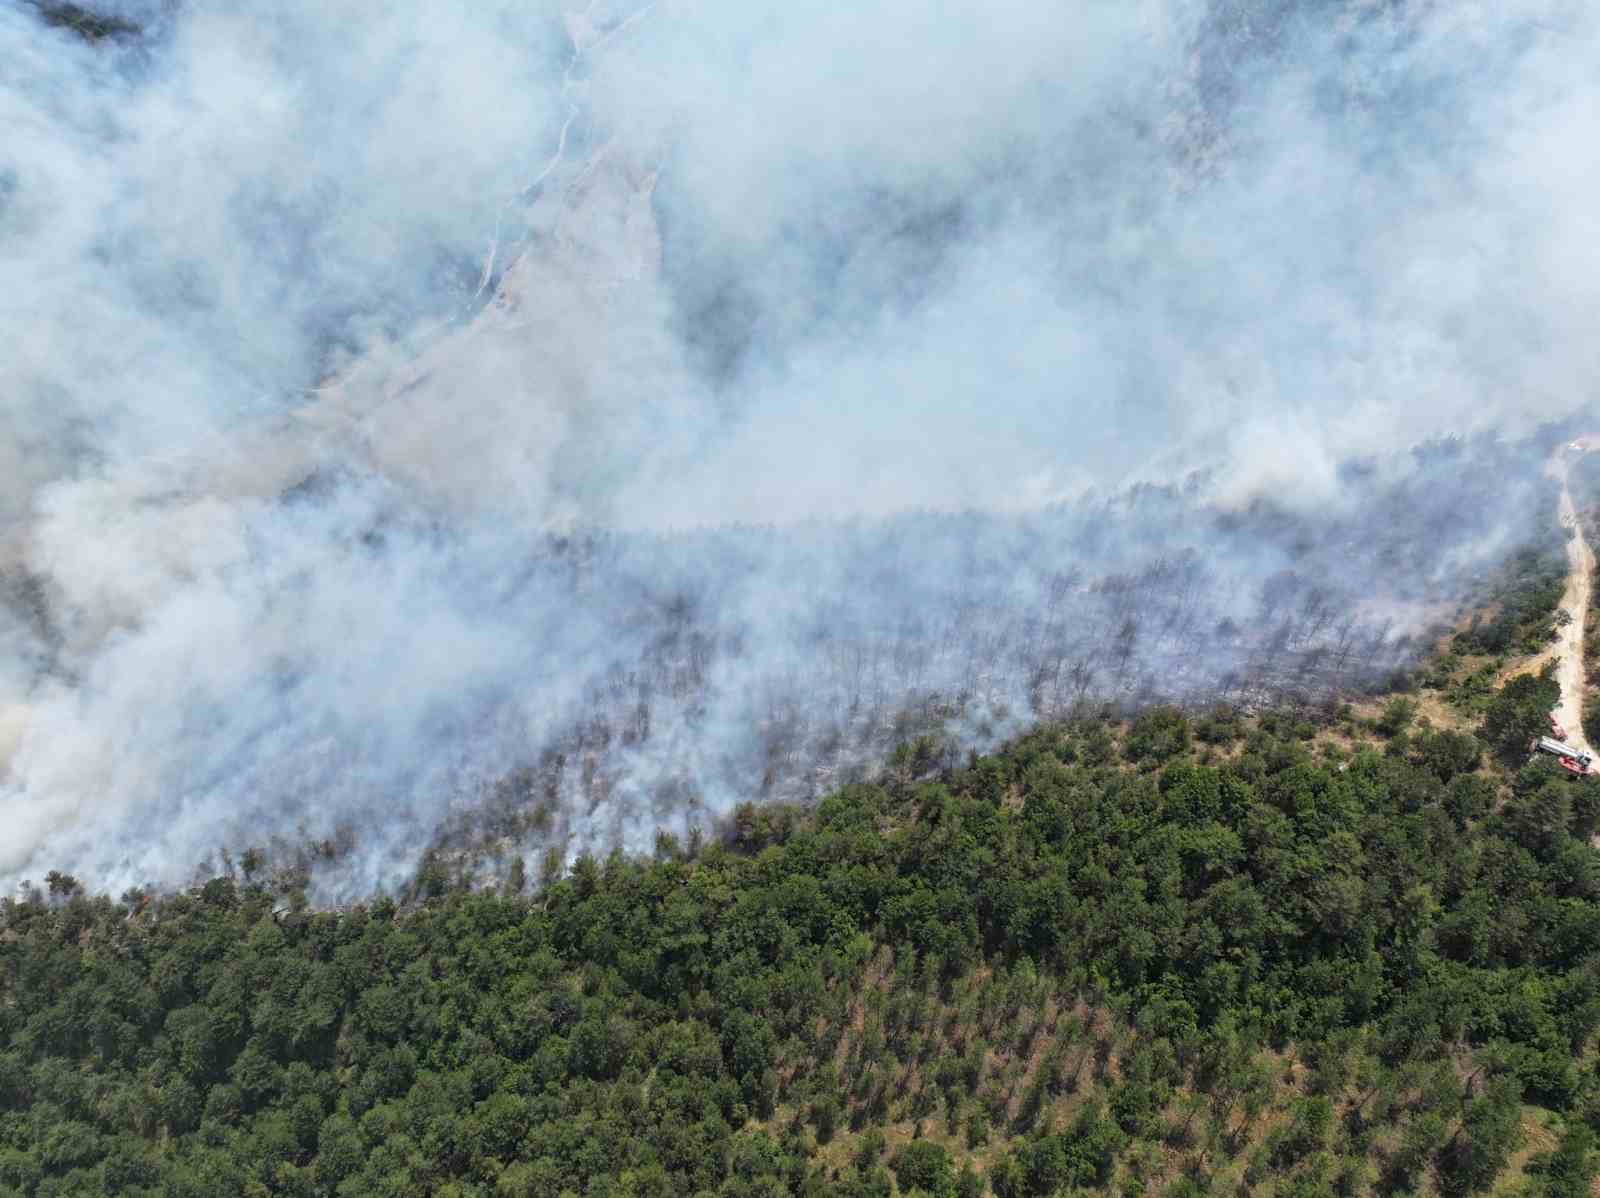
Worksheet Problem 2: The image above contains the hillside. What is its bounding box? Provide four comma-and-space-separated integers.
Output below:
6, 691, 1600, 1197
7, 4, 1600, 1195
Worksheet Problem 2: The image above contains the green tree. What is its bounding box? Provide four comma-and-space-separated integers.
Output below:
1439, 1076, 1524, 1196
1481, 666, 1560, 758
1125, 707, 1192, 764
1538, 1123, 1597, 1198
1414, 729, 1481, 782
893, 1140, 954, 1197
1378, 697, 1417, 737
955, 1161, 985, 1198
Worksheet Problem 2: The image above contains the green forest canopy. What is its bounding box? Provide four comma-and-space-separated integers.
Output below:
6, 693, 1600, 1197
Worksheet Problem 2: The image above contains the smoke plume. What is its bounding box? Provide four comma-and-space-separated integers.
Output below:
0, 0, 1595, 897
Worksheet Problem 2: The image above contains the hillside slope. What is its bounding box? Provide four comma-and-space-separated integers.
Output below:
5, 704, 1600, 1197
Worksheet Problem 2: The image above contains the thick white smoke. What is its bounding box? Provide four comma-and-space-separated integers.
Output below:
0, 0, 1594, 896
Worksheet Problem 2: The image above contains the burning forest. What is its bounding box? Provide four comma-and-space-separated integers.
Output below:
2, 0, 1598, 898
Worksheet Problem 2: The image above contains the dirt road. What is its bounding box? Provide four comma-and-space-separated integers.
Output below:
1550, 449, 1594, 759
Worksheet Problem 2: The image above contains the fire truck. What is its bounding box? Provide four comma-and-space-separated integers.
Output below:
1534, 735, 1594, 776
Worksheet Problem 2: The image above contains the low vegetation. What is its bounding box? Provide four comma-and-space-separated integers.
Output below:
1416, 541, 1569, 720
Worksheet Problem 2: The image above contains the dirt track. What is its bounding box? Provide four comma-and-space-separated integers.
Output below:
1552, 457, 1594, 758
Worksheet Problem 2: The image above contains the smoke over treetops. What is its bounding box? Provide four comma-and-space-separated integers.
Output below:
0, 0, 1594, 897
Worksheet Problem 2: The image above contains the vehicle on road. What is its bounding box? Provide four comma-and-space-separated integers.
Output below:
1535, 735, 1593, 776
